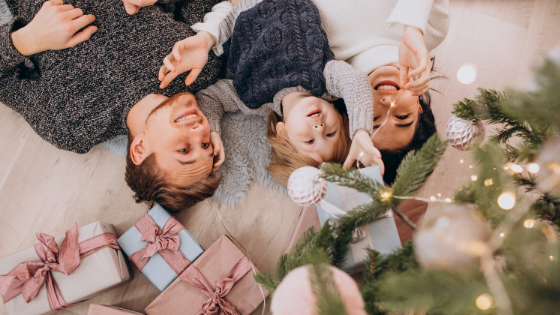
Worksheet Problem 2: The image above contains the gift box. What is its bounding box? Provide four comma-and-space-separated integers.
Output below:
0, 222, 130, 315
117, 204, 204, 291
144, 235, 269, 315
316, 166, 402, 273
285, 206, 322, 253
88, 304, 144, 314
393, 198, 428, 245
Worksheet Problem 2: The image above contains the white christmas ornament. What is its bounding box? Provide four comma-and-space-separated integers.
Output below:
288, 167, 328, 207
445, 115, 486, 151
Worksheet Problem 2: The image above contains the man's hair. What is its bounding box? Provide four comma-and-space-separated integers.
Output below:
379, 91, 437, 185
267, 108, 351, 186
124, 131, 222, 211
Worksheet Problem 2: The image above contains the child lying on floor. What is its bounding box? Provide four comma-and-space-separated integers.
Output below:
159, 0, 384, 185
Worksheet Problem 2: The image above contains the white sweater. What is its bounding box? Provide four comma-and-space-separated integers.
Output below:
192, 0, 450, 74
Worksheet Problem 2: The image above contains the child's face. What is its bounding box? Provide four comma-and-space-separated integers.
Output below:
278, 95, 341, 163
143, 93, 215, 185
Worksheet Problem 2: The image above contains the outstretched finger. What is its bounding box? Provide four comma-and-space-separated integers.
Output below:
67, 25, 97, 47
173, 43, 183, 62
160, 71, 179, 89
343, 155, 357, 170
70, 14, 96, 32
399, 65, 409, 91
158, 64, 170, 82
49, 0, 64, 6
373, 156, 385, 175
163, 56, 176, 73
185, 68, 202, 86
408, 54, 429, 79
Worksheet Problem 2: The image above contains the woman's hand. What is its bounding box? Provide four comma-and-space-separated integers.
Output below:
399, 25, 431, 96
210, 131, 225, 172
158, 31, 216, 89
121, 0, 157, 15
343, 130, 385, 175
11, 0, 96, 56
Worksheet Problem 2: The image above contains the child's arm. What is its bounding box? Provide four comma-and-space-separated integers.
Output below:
323, 60, 384, 173
158, 1, 232, 89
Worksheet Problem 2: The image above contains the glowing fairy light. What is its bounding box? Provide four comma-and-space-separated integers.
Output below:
509, 164, 523, 173
504, 166, 509, 170
430, 196, 436, 201
524, 219, 535, 228
498, 192, 516, 210
469, 165, 473, 169
550, 256, 554, 261
445, 198, 452, 203
381, 192, 390, 200
475, 294, 493, 310
460, 159, 464, 163
471, 175, 478, 181
499, 233, 505, 237
457, 64, 477, 84
484, 179, 494, 186
437, 193, 442, 197
528, 163, 540, 174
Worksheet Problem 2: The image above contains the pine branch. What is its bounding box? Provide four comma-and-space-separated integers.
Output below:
309, 263, 349, 315
391, 133, 447, 199
320, 163, 386, 197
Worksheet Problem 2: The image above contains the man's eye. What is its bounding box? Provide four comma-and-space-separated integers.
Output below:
179, 148, 188, 154
307, 139, 315, 144
396, 115, 409, 120
326, 131, 336, 137
374, 116, 381, 121
202, 143, 210, 149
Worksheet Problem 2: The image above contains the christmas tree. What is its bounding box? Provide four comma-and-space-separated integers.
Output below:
255, 57, 560, 315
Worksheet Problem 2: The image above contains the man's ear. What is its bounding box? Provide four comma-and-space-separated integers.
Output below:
276, 122, 286, 137
130, 132, 148, 165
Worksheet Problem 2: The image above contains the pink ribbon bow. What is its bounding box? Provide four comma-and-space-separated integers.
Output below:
179, 256, 253, 315
128, 214, 191, 274
0, 224, 119, 311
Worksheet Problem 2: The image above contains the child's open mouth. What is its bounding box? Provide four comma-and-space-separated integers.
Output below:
307, 109, 322, 118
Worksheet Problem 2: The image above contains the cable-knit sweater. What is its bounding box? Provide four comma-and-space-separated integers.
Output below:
197, 0, 449, 75
0, 0, 223, 154
194, 0, 374, 138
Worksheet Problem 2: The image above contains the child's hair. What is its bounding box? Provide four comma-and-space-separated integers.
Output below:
267, 106, 351, 186
124, 131, 222, 211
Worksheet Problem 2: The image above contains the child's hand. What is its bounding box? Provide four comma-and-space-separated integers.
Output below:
121, 0, 157, 15
158, 31, 216, 89
210, 131, 225, 172
343, 130, 385, 175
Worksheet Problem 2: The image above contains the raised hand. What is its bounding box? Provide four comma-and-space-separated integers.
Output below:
399, 25, 431, 96
343, 130, 385, 175
11, 0, 97, 56
158, 31, 216, 89
121, 0, 157, 15
210, 131, 225, 172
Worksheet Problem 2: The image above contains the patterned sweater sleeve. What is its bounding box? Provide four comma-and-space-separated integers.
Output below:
0, 18, 34, 78
323, 60, 374, 139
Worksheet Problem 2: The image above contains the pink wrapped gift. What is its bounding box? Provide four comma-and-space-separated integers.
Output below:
145, 235, 268, 315
285, 206, 321, 253
88, 304, 144, 314
0, 222, 130, 315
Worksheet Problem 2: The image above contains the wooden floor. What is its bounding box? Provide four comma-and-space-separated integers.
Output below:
1, 0, 559, 314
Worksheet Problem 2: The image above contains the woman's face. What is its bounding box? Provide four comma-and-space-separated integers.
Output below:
368, 64, 421, 150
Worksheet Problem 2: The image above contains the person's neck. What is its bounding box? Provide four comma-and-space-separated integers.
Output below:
281, 91, 314, 117
127, 94, 168, 136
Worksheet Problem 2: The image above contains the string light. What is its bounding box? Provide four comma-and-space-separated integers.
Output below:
471, 175, 478, 181
485, 179, 494, 186
469, 165, 473, 169
445, 198, 452, 203
509, 164, 523, 173
497, 192, 516, 210
476, 294, 493, 310
528, 163, 540, 174
437, 193, 442, 197
430, 196, 436, 201
524, 219, 535, 228
504, 166, 509, 170
550, 256, 554, 261
381, 192, 390, 200
460, 159, 464, 163
499, 233, 505, 237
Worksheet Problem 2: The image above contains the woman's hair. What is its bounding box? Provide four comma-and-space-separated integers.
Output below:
379, 91, 437, 185
267, 106, 351, 186
124, 131, 222, 211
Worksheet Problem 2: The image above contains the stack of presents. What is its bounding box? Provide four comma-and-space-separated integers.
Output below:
0, 166, 426, 314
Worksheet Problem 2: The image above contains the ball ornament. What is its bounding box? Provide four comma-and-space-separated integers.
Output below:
288, 167, 328, 206
445, 115, 486, 151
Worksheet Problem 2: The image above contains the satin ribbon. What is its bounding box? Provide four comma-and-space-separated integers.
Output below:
0, 224, 119, 311
128, 214, 191, 275
179, 256, 253, 315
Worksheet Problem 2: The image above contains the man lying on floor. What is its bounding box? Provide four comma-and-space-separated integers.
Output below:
0, 0, 226, 211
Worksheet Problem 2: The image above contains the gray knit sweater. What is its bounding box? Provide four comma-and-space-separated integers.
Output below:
196, 58, 372, 138
0, 0, 223, 154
